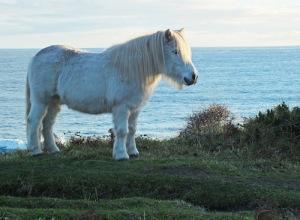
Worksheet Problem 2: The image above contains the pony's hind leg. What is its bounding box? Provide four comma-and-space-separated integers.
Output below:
126, 111, 139, 157
112, 106, 130, 160
42, 101, 61, 154
27, 102, 47, 155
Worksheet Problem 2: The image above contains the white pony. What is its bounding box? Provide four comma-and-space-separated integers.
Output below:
26, 29, 198, 160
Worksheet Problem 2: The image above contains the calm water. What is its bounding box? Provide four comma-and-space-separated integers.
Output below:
0, 47, 299, 149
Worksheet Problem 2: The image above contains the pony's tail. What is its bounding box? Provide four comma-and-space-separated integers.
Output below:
26, 61, 32, 138
25, 59, 33, 123
25, 76, 31, 121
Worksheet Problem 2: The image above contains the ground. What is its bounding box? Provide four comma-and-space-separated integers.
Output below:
0, 136, 299, 219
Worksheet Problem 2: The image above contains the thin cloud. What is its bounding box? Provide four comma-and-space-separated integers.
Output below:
0, 0, 299, 47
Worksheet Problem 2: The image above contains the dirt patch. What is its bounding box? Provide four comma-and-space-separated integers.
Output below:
79, 210, 107, 220
144, 166, 300, 191
144, 166, 215, 179
247, 176, 300, 191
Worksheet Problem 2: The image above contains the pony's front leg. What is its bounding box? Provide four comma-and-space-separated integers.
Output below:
126, 111, 139, 157
112, 106, 130, 160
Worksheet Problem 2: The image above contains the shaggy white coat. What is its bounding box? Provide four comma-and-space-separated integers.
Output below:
26, 29, 198, 160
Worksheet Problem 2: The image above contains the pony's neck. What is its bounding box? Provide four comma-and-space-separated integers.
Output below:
142, 74, 162, 95
106, 31, 165, 86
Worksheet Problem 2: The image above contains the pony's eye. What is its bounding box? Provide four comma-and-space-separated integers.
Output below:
173, 49, 178, 55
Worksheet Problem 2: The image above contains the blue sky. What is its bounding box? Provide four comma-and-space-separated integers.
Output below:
0, 0, 299, 48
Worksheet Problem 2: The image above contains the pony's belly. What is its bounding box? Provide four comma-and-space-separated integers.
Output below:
60, 96, 112, 114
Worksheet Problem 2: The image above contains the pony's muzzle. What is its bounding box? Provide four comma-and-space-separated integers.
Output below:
192, 72, 198, 84
184, 72, 198, 85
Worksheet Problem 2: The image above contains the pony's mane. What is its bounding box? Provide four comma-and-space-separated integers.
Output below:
106, 30, 191, 86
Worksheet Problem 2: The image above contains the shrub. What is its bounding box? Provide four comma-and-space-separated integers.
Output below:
179, 104, 241, 151
180, 104, 230, 136
242, 102, 300, 159
179, 102, 300, 160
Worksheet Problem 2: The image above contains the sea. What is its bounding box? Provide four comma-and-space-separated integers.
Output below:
0, 47, 299, 151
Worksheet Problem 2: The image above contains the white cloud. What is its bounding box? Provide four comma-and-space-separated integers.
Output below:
0, 0, 299, 47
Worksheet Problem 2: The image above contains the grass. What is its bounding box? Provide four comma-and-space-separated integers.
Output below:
0, 196, 254, 220
0, 103, 299, 219
0, 138, 299, 219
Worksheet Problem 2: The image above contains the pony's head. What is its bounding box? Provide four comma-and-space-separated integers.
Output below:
162, 29, 198, 88
108, 29, 198, 88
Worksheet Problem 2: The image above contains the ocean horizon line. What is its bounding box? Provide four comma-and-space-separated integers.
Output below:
1, 45, 300, 50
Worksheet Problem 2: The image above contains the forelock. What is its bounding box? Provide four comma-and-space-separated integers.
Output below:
172, 31, 192, 63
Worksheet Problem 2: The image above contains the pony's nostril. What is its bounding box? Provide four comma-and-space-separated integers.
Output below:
192, 72, 196, 80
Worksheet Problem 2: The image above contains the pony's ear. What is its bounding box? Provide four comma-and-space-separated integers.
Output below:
175, 28, 185, 35
179, 28, 185, 33
165, 29, 173, 41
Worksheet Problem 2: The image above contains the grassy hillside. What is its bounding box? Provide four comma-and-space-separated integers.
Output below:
0, 103, 299, 219
0, 196, 254, 220
0, 139, 299, 219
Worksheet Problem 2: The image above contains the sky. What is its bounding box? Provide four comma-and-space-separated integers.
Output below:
0, 0, 299, 48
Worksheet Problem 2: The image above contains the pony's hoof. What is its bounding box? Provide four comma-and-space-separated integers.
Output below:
116, 157, 129, 161
127, 147, 139, 157
31, 148, 43, 156
129, 153, 139, 159
32, 152, 44, 157
47, 147, 60, 154
114, 153, 129, 161
49, 151, 61, 156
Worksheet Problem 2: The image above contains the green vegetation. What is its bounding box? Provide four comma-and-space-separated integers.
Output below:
0, 103, 299, 219
179, 102, 300, 160
243, 103, 300, 159
0, 196, 254, 220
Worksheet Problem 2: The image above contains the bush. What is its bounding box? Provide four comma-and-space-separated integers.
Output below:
179, 103, 300, 160
179, 104, 241, 152
180, 104, 230, 136
242, 102, 300, 159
